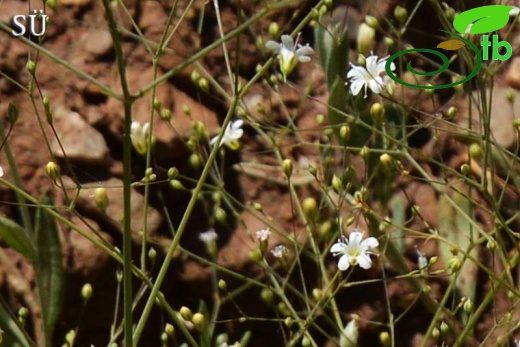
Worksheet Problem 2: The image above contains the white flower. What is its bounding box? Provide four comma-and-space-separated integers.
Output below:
199, 229, 218, 243
347, 54, 395, 98
0, 166, 4, 177
210, 119, 244, 149
330, 230, 379, 271
339, 318, 359, 347
415, 246, 428, 269
515, 339, 520, 347
266, 34, 314, 79
255, 228, 271, 241
130, 121, 150, 155
271, 245, 286, 258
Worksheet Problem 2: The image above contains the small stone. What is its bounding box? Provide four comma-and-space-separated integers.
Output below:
50, 105, 111, 165
82, 28, 113, 57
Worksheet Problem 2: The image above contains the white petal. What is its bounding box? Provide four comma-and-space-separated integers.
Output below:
231, 129, 243, 140
331, 242, 347, 254
266, 41, 281, 53
298, 56, 311, 63
296, 45, 314, 58
0, 166, 3, 177
232, 119, 244, 129
210, 136, 219, 146
365, 56, 379, 75
368, 77, 383, 94
337, 255, 351, 271
348, 231, 364, 247
357, 254, 373, 269
362, 237, 379, 249
281, 35, 295, 50
350, 80, 364, 96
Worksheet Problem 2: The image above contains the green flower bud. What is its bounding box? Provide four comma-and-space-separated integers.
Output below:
394, 6, 408, 25
198, 78, 210, 92
18, 307, 28, 320
190, 70, 200, 84
432, 327, 440, 340
447, 257, 462, 273
260, 288, 274, 305
168, 167, 179, 179
218, 279, 227, 291
94, 187, 109, 213
160, 108, 171, 122
284, 317, 293, 327
182, 104, 191, 115
360, 146, 370, 161
283, 159, 293, 178
379, 331, 391, 347
214, 207, 227, 225
7, 103, 19, 124
332, 175, 342, 191
65, 330, 76, 345
302, 197, 318, 220
180, 306, 193, 321
316, 114, 325, 124
253, 202, 263, 212
312, 288, 323, 301
46, 161, 61, 182
81, 283, 93, 301
357, 22, 375, 55
170, 179, 185, 190
339, 125, 351, 141
440, 321, 449, 337
249, 248, 263, 262
189, 153, 203, 170
486, 239, 496, 251
380, 153, 393, 169
447, 106, 457, 119
192, 313, 205, 330
365, 15, 380, 29
308, 165, 317, 177
26, 60, 36, 74
160, 332, 168, 343
469, 143, 483, 161
153, 98, 161, 111
268, 22, 280, 38
460, 164, 470, 176
384, 37, 395, 47
370, 102, 385, 123
148, 247, 157, 262
463, 297, 473, 314
506, 88, 516, 104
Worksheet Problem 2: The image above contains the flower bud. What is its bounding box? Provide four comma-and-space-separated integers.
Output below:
447, 106, 457, 119
380, 153, 393, 169
182, 104, 191, 115
332, 175, 342, 192
447, 257, 462, 273
18, 307, 28, 320
432, 327, 440, 340
440, 321, 449, 337
170, 179, 184, 190
308, 165, 317, 177
506, 88, 516, 104
46, 161, 61, 182
316, 114, 325, 124
283, 159, 293, 178
312, 288, 323, 301
168, 167, 179, 180
192, 313, 205, 330
164, 323, 175, 337
148, 247, 157, 263
284, 317, 293, 327
81, 283, 93, 301
384, 37, 395, 47
198, 78, 210, 92
463, 297, 473, 314
268, 22, 280, 38
339, 125, 351, 141
460, 163, 470, 176
94, 187, 109, 213
379, 331, 391, 347
370, 102, 385, 123
486, 239, 496, 251
360, 146, 370, 161
153, 98, 161, 111
469, 143, 483, 161
365, 15, 380, 29
394, 6, 408, 25
218, 279, 227, 291
190, 70, 200, 84
253, 202, 263, 212
160, 109, 171, 122
260, 288, 274, 305
302, 197, 318, 220
357, 23, 375, 55
43, 96, 52, 124
180, 306, 193, 321
7, 103, 19, 124
214, 207, 227, 225
26, 60, 36, 74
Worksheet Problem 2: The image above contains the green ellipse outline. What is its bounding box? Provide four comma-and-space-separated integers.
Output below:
385, 31, 483, 90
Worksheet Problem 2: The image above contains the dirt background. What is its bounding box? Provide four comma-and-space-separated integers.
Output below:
1, 0, 520, 346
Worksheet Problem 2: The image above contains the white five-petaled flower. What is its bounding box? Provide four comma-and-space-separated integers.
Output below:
130, 121, 151, 155
255, 228, 272, 242
210, 119, 244, 149
347, 54, 395, 98
271, 245, 286, 258
265, 34, 314, 79
330, 230, 379, 271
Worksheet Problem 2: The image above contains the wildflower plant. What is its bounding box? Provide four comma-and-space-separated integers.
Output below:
1, 0, 520, 346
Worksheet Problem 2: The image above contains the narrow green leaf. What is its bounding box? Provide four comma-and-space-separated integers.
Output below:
390, 196, 406, 254
34, 195, 65, 345
0, 294, 32, 347
0, 218, 35, 260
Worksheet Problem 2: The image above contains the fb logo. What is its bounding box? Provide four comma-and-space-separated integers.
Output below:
386, 5, 516, 89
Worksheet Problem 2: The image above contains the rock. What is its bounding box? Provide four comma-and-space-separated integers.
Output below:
50, 105, 111, 165
82, 28, 113, 58
455, 87, 519, 149
506, 57, 520, 90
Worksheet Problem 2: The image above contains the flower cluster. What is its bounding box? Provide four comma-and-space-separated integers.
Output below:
330, 230, 379, 271
346, 54, 395, 98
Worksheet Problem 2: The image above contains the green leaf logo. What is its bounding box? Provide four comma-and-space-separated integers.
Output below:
437, 39, 465, 50
453, 5, 514, 34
